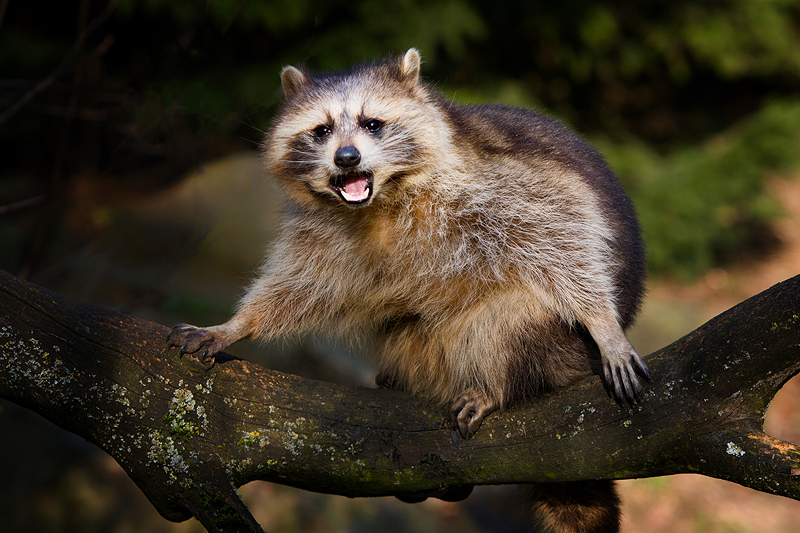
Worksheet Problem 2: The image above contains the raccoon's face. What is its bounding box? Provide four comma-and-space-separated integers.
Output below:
264, 49, 449, 209
299, 111, 392, 208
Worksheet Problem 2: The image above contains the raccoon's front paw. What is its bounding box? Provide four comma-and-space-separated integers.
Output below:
602, 344, 651, 405
167, 323, 225, 365
451, 390, 499, 439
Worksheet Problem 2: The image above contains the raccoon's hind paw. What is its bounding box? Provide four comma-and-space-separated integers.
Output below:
451, 390, 499, 439
602, 345, 650, 405
167, 323, 224, 366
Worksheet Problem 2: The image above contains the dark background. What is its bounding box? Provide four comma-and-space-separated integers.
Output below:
2, 1, 800, 531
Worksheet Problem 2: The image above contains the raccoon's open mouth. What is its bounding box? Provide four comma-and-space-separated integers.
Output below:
330, 172, 373, 205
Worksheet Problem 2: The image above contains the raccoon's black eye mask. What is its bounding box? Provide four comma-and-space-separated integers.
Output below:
330, 171, 373, 205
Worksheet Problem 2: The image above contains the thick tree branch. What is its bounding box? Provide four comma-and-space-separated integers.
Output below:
1, 268, 799, 532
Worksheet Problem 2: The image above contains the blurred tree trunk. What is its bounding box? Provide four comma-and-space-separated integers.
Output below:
1, 268, 799, 533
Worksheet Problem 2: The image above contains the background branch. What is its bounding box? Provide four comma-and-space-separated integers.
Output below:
0, 0, 119, 127
1, 268, 799, 532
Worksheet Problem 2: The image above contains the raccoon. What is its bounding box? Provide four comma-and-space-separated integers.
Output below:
169, 49, 649, 532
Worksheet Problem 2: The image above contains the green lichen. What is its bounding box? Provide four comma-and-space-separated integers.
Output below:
771, 314, 799, 331
163, 387, 203, 442
147, 429, 189, 483
199, 489, 246, 528
237, 429, 270, 450
164, 411, 200, 441
726, 442, 746, 457
276, 417, 312, 457
0, 327, 82, 398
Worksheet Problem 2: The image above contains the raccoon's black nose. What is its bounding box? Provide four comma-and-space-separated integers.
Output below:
334, 146, 361, 168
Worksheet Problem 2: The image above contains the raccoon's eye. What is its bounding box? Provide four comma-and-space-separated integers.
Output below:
363, 119, 383, 133
311, 124, 332, 139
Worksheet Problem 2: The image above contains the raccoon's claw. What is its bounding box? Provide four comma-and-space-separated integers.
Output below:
167, 323, 222, 365
602, 348, 650, 405
450, 390, 499, 439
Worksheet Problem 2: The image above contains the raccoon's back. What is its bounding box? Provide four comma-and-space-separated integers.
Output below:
442, 103, 645, 326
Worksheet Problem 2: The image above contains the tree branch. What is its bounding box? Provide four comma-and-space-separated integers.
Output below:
1, 268, 799, 532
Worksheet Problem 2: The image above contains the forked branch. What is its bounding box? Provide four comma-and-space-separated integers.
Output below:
1, 268, 799, 532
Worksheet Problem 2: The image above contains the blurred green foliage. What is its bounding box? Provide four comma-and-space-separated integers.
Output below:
602, 98, 800, 279
3, 0, 800, 280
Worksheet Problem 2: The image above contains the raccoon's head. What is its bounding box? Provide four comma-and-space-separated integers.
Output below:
264, 49, 450, 209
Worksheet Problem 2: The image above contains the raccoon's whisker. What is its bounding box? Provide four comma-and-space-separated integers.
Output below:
235, 135, 261, 147
244, 49, 645, 531
234, 116, 269, 138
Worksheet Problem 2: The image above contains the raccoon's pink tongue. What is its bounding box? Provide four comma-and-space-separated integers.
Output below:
341, 174, 370, 202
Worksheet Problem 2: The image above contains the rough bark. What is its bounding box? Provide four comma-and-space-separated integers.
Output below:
1, 268, 799, 532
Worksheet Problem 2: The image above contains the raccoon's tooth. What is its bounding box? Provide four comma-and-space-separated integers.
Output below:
342, 174, 369, 199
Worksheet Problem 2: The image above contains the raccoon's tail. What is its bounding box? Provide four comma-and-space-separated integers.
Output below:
520, 480, 621, 533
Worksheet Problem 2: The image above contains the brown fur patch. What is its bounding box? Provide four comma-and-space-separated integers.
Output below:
183, 49, 647, 533
522, 481, 622, 533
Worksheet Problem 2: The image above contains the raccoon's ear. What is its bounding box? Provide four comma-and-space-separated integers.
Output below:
281, 66, 308, 97
400, 48, 421, 85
